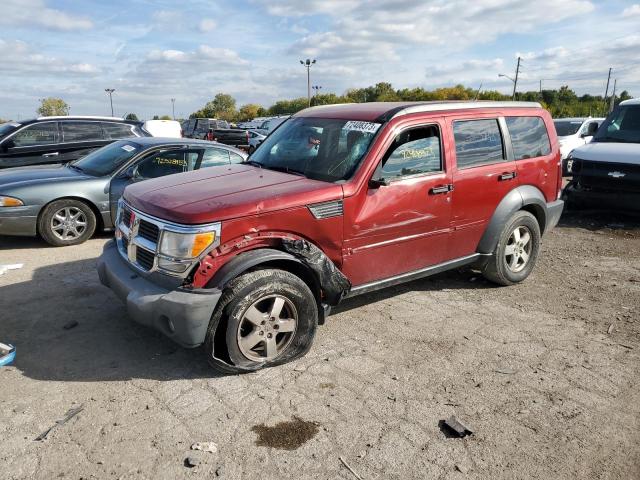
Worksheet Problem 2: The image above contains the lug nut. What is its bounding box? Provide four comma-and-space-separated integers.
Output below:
267, 333, 273, 338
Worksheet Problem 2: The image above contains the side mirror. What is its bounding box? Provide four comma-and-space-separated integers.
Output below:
1, 139, 15, 151
122, 164, 139, 179
582, 122, 599, 137
368, 177, 389, 189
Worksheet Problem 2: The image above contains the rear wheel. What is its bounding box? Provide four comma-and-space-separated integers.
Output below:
205, 269, 318, 373
38, 199, 96, 247
482, 210, 541, 286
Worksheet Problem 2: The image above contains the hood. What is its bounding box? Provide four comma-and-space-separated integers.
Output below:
572, 141, 640, 166
0, 164, 90, 190
124, 164, 344, 224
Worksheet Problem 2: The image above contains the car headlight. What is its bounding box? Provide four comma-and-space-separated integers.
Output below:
0, 196, 24, 207
159, 225, 221, 260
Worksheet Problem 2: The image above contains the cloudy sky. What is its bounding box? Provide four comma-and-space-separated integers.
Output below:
1, 0, 639, 120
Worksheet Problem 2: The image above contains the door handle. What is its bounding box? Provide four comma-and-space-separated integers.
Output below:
43, 152, 59, 157
430, 184, 454, 195
498, 171, 517, 181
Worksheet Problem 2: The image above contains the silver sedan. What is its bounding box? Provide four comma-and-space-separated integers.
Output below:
0, 137, 246, 246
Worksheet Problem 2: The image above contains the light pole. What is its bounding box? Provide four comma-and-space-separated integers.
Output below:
105, 88, 115, 116
498, 74, 516, 100
171, 98, 176, 120
312, 85, 322, 105
299, 58, 316, 107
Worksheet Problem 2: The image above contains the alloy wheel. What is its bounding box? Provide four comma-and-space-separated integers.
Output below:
51, 207, 87, 241
504, 225, 533, 273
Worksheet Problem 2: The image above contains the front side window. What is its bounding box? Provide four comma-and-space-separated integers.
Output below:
453, 119, 504, 169
249, 117, 380, 182
62, 122, 104, 142
102, 123, 135, 140
200, 148, 230, 168
11, 122, 59, 147
593, 105, 640, 143
374, 126, 441, 181
505, 117, 551, 160
135, 150, 189, 179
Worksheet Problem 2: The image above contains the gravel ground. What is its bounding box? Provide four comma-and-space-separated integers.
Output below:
0, 210, 638, 480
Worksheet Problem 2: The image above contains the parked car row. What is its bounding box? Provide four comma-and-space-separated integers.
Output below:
181, 118, 250, 149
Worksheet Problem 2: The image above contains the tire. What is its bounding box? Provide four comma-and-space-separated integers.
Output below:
204, 269, 318, 374
38, 199, 97, 247
482, 210, 541, 286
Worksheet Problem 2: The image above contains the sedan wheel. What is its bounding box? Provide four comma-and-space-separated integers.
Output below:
51, 206, 88, 241
38, 199, 97, 247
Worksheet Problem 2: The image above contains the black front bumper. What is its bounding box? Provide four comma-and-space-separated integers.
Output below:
97, 240, 222, 348
564, 182, 640, 212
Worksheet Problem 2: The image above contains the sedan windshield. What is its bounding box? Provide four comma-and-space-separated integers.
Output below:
72, 140, 143, 176
553, 120, 583, 137
593, 105, 640, 143
249, 117, 381, 182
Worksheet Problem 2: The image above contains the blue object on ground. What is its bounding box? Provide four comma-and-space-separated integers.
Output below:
0, 343, 16, 366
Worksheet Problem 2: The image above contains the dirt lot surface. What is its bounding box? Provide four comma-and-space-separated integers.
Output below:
1, 211, 639, 480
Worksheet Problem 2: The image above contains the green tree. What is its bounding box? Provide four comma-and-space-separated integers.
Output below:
192, 93, 238, 121
159, 115, 172, 120
237, 103, 262, 121
124, 113, 139, 121
37, 97, 69, 116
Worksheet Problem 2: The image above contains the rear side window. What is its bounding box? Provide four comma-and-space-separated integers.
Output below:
229, 151, 245, 163
505, 117, 551, 160
62, 122, 104, 142
453, 119, 504, 168
12, 122, 59, 146
376, 125, 442, 180
102, 123, 135, 140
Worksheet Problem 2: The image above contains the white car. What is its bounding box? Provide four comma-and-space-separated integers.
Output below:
143, 120, 182, 138
553, 117, 604, 161
247, 130, 266, 154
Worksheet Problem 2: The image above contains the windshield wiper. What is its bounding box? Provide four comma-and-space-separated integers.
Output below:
263, 165, 306, 177
244, 160, 263, 168
67, 163, 84, 173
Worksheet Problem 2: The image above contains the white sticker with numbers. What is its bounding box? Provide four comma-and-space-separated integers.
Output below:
343, 121, 380, 134
121, 144, 136, 152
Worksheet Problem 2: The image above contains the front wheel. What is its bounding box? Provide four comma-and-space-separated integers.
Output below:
482, 210, 541, 286
38, 199, 96, 246
204, 269, 318, 373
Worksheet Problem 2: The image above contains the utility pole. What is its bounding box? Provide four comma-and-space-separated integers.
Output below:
171, 98, 176, 120
512, 56, 521, 101
602, 67, 612, 115
299, 58, 316, 107
609, 79, 617, 113
473, 82, 483, 101
105, 88, 115, 116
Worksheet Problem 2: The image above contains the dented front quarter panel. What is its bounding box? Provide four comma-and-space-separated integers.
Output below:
191, 202, 345, 289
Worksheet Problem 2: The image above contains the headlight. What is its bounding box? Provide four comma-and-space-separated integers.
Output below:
0, 196, 24, 207
159, 225, 220, 260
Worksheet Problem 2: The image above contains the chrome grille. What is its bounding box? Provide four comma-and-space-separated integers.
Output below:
308, 200, 343, 219
135, 247, 155, 271
138, 220, 160, 243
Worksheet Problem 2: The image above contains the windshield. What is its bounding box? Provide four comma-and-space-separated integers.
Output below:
249, 117, 380, 182
0, 122, 20, 137
593, 105, 640, 143
554, 120, 583, 137
72, 140, 143, 176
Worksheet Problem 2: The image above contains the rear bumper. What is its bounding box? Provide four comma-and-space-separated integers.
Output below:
97, 240, 221, 348
564, 183, 640, 212
0, 205, 40, 236
545, 199, 564, 232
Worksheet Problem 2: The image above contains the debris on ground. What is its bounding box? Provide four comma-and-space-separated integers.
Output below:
494, 367, 516, 375
63, 320, 79, 330
34, 404, 84, 441
607, 323, 614, 334
441, 416, 474, 438
0, 264, 23, 276
0, 342, 16, 367
191, 442, 217, 454
339, 456, 364, 480
251, 417, 319, 450
184, 457, 200, 468
215, 465, 224, 477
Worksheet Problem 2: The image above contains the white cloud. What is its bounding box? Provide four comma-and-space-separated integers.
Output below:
622, 4, 640, 17
0, 39, 99, 76
0, 0, 92, 31
146, 46, 248, 66
199, 18, 217, 32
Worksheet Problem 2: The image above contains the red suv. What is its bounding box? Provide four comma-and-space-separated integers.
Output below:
98, 101, 563, 373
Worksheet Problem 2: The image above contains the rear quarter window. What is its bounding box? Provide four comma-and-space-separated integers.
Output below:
505, 117, 551, 160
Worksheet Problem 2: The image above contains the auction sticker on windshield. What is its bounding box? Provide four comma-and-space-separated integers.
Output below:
343, 121, 380, 134
121, 144, 136, 152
